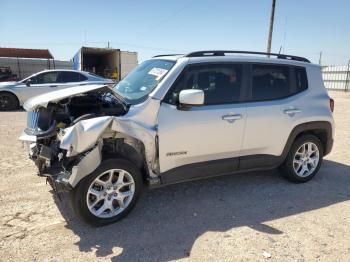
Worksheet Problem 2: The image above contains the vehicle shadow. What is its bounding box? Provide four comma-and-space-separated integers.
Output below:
54, 159, 350, 261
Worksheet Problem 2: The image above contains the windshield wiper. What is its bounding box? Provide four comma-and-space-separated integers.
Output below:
113, 91, 130, 111
109, 86, 131, 108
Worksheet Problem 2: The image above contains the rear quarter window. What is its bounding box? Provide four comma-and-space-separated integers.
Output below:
294, 67, 308, 93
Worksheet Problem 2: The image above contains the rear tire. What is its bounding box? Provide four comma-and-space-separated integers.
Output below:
280, 135, 323, 183
70, 158, 143, 226
0, 92, 19, 111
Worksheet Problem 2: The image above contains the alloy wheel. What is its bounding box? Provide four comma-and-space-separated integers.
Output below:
293, 142, 320, 177
86, 169, 135, 218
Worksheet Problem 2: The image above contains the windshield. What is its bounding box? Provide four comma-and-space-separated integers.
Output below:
113, 59, 175, 104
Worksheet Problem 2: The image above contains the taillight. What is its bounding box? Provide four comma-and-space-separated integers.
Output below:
330, 98, 334, 113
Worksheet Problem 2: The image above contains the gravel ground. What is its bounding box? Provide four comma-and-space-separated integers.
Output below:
0, 91, 349, 262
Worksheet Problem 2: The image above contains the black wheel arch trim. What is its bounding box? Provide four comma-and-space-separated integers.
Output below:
281, 121, 333, 160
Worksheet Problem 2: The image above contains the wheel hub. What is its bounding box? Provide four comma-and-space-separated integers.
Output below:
86, 169, 135, 218
106, 183, 114, 194
0, 97, 9, 108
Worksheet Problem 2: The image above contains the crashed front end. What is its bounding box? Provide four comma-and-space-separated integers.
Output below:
21, 111, 108, 191
20, 85, 159, 193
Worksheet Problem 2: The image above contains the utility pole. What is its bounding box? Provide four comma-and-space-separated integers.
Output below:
319, 51, 322, 65
267, 0, 276, 55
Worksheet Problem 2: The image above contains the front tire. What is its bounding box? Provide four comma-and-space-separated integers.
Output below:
70, 158, 143, 226
280, 135, 323, 183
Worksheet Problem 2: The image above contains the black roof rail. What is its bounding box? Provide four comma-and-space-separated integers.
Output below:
152, 54, 183, 58
185, 50, 310, 63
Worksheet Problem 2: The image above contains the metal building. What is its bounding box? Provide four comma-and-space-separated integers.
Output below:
0, 47, 72, 80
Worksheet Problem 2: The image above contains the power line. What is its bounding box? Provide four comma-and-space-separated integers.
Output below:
149, 1, 193, 30
0, 41, 187, 53
282, 17, 287, 53
109, 41, 186, 53
134, 1, 194, 42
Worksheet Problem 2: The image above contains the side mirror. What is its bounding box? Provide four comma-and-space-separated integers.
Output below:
26, 79, 31, 87
178, 89, 204, 107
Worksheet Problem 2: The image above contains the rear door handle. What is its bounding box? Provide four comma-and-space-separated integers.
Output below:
222, 114, 242, 123
50, 85, 58, 87
284, 109, 301, 116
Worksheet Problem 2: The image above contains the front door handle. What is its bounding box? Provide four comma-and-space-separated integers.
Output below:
222, 114, 242, 123
284, 108, 301, 116
50, 85, 58, 88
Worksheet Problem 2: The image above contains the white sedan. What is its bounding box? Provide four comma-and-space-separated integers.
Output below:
0, 69, 114, 110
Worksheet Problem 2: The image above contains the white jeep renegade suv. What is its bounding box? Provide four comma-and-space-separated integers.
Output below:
20, 51, 334, 226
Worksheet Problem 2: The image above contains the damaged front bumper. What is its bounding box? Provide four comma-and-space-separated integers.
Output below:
25, 139, 102, 192
20, 115, 159, 191
20, 85, 161, 192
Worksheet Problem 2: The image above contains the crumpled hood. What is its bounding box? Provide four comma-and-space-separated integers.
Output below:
23, 84, 114, 111
60, 116, 114, 155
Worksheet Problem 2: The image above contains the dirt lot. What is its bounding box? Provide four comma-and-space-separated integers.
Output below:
0, 91, 349, 262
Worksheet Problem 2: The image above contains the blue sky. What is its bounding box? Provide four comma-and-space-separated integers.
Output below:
0, 0, 349, 65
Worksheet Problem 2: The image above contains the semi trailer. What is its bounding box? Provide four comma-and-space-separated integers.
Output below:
72, 47, 138, 81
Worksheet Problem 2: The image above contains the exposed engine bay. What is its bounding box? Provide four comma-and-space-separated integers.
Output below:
22, 88, 134, 190
25, 89, 127, 137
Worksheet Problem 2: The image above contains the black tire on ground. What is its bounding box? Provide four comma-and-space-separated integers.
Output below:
280, 134, 324, 183
70, 158, 143, 226
0, 92, 19, 111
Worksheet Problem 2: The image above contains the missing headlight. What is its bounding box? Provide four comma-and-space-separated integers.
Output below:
25, 108, 56, 137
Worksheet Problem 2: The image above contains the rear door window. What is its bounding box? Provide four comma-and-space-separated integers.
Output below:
251, 64, 290, 101
58, 72, 87, 83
